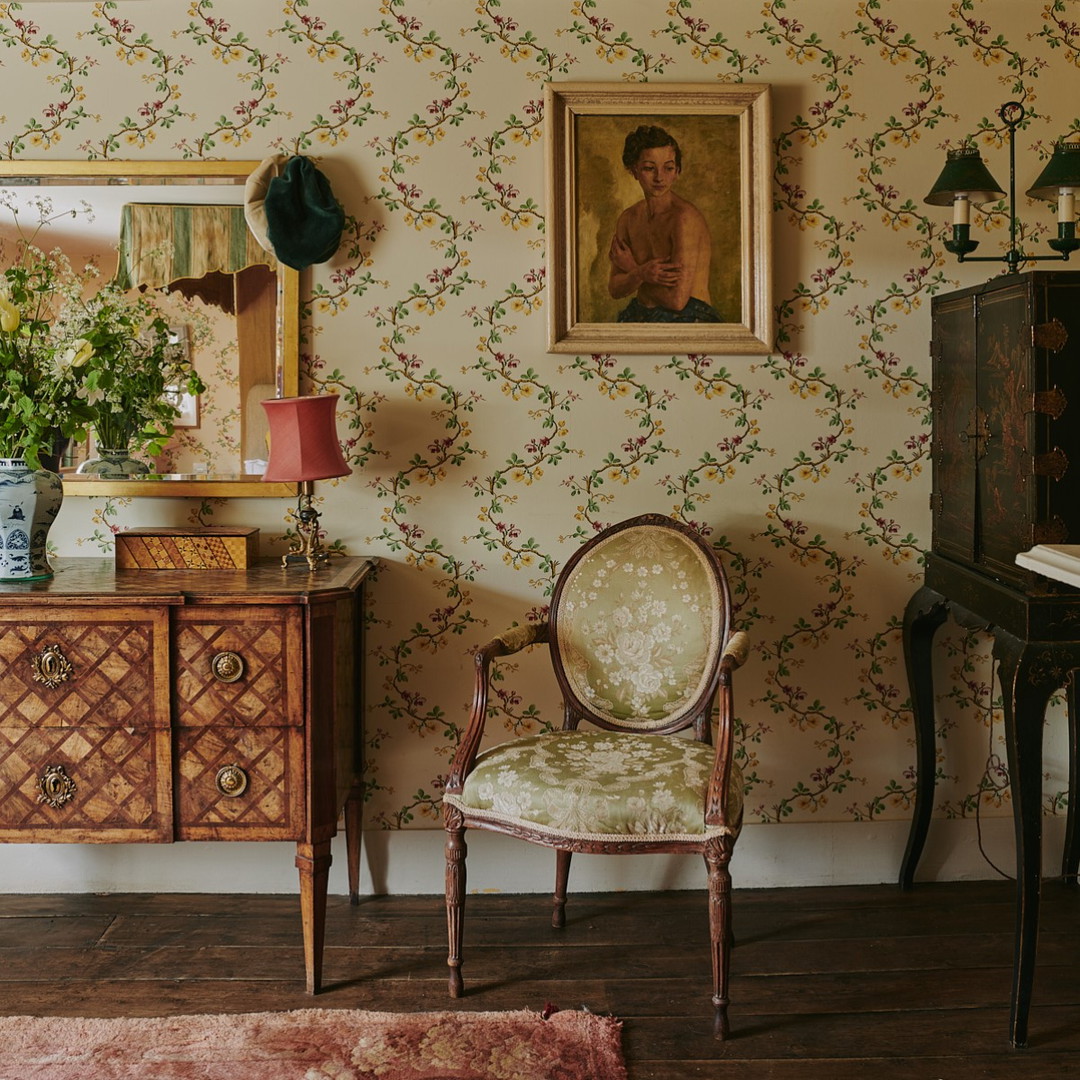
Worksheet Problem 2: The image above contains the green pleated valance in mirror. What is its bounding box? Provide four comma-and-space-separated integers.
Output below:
115, 203, 278, 291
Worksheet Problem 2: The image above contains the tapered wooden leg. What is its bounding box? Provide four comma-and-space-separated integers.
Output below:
900, 585, 949, 890
344, 787, 363, 905
552, 849, 572, 929
295, 839, 332, 994
445, 811, 467, 998
705, 835, 735, 1040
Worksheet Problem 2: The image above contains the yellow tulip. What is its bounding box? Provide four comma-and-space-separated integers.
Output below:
65, 338, 95, 367
0, 297, 19, 333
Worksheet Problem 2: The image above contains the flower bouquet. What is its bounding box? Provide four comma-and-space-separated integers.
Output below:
73, 283, 205, 475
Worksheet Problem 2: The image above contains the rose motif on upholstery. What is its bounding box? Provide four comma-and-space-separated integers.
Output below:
575, 594, 699, 718
613, 624, 656, 666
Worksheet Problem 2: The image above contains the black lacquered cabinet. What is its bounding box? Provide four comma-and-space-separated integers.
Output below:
904, 271, 1080, 1047
930, 271, 1080, 589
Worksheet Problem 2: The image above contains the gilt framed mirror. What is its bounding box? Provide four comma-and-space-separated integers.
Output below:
0, 159, 299, 498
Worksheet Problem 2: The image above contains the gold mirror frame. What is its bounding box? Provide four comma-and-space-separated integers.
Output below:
0, 159, 299, 498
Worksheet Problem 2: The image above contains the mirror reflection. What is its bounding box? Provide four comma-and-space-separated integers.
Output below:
0, 161, 299, 498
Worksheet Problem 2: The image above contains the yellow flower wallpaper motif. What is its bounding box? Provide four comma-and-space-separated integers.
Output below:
3, 0, 1077, 857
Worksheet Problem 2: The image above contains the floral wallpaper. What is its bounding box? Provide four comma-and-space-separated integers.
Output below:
8, 0, 1080, 861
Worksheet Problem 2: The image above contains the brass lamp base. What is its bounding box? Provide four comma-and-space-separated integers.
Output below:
281, 481, 331, 572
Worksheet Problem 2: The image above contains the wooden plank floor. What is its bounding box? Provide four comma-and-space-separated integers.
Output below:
2, 880, 1080, 1077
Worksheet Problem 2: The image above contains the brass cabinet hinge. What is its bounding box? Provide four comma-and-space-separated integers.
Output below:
1032, 386, 1068, 420
1033, 446, 1070, 482
1033, 515, 1070, 545
1032, 318, 1069, 352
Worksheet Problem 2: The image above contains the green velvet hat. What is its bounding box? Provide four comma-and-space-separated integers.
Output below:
261, 155, 345, 270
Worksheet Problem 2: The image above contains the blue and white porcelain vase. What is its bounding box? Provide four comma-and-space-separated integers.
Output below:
0, 458, 63, 581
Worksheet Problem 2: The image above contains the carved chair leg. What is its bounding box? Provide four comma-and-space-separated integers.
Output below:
553, 849, 572, 929
704, 836, 735, 1040
445, 814, 467, 998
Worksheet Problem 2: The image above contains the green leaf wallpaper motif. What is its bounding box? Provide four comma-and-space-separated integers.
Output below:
11, 0, 1078, 842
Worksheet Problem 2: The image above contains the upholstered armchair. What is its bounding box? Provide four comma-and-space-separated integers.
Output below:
442, 514, 749, 1038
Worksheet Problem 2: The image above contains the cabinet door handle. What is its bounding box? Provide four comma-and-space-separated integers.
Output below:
210, 650, 245, 683
31, 644, 74, 689
215, 764, 249, 797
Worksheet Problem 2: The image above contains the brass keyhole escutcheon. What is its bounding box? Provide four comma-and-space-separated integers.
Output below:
38, 764, 77, 810
210, 650, 245, 683
31, 644, 74, 690
215, 764, 249, 798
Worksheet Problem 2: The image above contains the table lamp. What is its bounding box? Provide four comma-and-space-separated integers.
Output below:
261, 394, 352, 570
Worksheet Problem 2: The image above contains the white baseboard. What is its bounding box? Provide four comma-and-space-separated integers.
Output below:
0, 816, 1064, 894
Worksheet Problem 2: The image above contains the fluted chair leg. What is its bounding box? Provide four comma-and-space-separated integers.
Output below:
705, 837, 734, 1039
552, 849, 572, 928
445, 820, 467, 997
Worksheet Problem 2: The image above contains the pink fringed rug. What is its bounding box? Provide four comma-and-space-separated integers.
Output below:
0, 1007, 627, 1080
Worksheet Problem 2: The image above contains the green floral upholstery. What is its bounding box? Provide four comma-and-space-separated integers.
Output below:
445, 730, 744, 840
553, 524, 723, 729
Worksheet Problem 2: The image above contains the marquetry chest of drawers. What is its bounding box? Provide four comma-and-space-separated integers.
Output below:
0, 555, 373, 992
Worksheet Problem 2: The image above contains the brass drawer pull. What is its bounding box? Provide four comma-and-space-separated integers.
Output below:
215, 764, 249, 798
31, 644, 74, 689
210, 650, 245, 683
38, 764, 77, 809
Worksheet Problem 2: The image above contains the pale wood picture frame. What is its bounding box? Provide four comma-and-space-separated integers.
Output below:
546, 82, 772, 355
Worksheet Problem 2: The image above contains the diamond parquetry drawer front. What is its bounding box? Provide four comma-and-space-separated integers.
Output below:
173, 605, 305, 839
0, 607, 173, 842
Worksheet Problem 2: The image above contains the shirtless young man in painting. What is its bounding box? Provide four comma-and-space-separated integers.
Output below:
607, 125, 721, 323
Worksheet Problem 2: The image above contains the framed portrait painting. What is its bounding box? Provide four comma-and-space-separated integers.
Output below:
545, 82, 772, 355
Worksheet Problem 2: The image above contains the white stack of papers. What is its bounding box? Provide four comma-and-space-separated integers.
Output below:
1015, 545, 1080, 588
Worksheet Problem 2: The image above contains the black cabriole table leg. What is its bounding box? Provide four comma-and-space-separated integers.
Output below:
1064, 675, 1080, 887
993, 629, 1054, 1050
900, 585, 949, 890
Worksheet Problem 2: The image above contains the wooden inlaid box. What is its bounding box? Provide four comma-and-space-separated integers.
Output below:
116, 527, 260, 570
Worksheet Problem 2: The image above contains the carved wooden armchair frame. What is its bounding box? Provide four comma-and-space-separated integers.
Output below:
442, 513, 749, 1037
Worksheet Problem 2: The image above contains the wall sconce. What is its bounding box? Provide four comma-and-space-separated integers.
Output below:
924, 101, 1080, 273
261, 394, 352, 571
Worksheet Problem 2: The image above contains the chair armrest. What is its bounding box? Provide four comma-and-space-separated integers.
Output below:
720, 630, 750, 673
481, 621, 550, 660
445, 621, 550, 794
706, 629, 749, 829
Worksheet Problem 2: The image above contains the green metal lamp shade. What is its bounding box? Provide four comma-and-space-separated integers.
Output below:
1027, 141, 1080, 200
924, 146, 1006, 206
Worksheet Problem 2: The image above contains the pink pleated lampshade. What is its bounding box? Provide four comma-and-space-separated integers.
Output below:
260, 394, 352, 482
